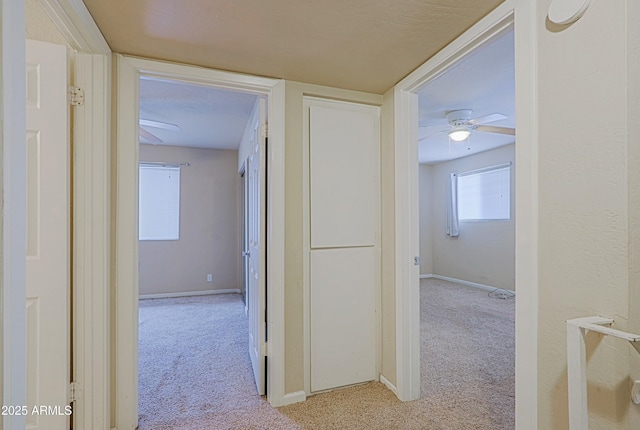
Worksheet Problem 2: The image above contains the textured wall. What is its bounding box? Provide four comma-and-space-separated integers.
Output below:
532, 0, 638, 427
627, 1, 640, 427
138, 145, 241, 296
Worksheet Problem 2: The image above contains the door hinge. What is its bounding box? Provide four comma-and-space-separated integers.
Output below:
261, 342, 268, 357
68, 86, 84, 106
68, 381, 80, 403
261, 123, 268, 138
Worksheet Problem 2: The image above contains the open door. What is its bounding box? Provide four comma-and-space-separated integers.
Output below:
241, 167, 249, 312
247, 99, 267, 395
25, 39, 71, 428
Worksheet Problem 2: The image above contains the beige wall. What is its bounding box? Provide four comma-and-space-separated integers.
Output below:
418, 164, 434, 275
420, 144, 515, 290
283, 81, 382, 393
531, 0, 639, 428
628, 2, 640, 428
138, 144, 241, 296
380, 89, 396, 386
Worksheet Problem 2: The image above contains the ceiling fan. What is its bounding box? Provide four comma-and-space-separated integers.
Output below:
419, 109, 515, 142
139, 118, 181, 145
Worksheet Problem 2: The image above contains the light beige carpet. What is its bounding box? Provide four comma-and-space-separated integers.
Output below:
138, 279, 514, 429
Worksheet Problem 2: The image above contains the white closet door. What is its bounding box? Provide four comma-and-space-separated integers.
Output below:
310, 248, 378, 392
307, 98, 379, 393
309, 104, 378, 249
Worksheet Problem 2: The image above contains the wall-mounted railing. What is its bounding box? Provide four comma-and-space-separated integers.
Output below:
566, 316, 640, 430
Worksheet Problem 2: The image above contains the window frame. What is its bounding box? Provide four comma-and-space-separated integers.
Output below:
138, 163, 181, 241
457, 162, 511, 222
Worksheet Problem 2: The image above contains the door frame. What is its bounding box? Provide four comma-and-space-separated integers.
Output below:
39, 2, 112, 429
2, 1, 111, 429
115, 55, 286, 428
393, 0, 540, 428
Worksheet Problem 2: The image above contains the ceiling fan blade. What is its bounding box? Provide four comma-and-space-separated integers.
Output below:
474, 125, 516, 136
469, 113, 508, 126
418, 117, 448, 127
139, 126, 163, 144
139, 118, 181, 132
418, 124, 449, 135
418, 129, 447, 142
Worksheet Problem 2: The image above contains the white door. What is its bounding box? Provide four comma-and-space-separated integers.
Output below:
25, 39, 70, 428
306, 99, 380, 392
242, 170, 249, 313
248, 99, 267, 395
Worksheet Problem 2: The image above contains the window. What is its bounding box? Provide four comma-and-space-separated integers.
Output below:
139, 164, 180, 240
457, 163, 510, 221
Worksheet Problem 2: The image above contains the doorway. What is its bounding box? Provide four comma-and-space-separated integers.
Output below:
391, 5, 539, 427
414, 27, 516, 428
135, 76, 264, 425
114, 55, 286, 428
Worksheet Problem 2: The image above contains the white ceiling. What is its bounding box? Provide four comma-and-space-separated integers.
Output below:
417, 28, 515, 164
139, 77, 258, 149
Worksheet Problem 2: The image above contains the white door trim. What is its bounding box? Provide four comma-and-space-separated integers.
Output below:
392, 1, 539, 428
39, 0, 111, 54
71, 53, 111, 430
115, 55, 286, 428
1, 1, 27, 428
511, 1, 540, 427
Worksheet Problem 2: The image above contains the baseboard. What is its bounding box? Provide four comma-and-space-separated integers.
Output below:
419, 274, 433, 279
281, 390, 306, 406
379, 374, 398, 397
139, 289, 241, 300
430, 274, 505, 293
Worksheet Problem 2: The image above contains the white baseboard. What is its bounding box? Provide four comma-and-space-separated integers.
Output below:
139, 289, 241, 300
379, 374, 398, 397
429, 274, 503, 293
419, 274, 433, 279
281, 390, 306, 406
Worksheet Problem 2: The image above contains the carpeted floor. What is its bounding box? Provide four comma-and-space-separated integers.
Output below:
138, 278, 514, 429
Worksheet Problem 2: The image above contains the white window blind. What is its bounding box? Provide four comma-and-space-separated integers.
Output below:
139, 164, 180, 240
457, 164, 510, 221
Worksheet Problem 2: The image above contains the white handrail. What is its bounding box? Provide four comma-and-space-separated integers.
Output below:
566, 316, 640, 430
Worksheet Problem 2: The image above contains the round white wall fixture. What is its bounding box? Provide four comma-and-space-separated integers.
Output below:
632, 380, 640, 405
548, 0, 591, 25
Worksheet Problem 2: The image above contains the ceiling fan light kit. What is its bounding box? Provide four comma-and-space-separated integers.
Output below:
449, 125, 471, 142
446, 110, 473, 142
418, 109, 515, 144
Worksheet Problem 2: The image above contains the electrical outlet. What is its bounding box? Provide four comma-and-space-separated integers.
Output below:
207, 274, 213, 282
